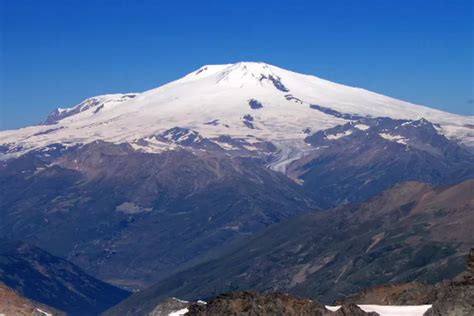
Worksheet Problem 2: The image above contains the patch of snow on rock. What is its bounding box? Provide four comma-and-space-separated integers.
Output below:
326, 130, 352, 140
379, 133, 409, 145
325, 304, 432, 316
168, 308, 188, 316
354, 124, 370, 131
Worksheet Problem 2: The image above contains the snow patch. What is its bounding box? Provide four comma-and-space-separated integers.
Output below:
168, 308, 188, 316
115, 202, 152, 214
35, 309, 52, 316
326, 130, 352, 140
379, 133, 409, 145
354, 124, 370, 131
326, 305, 432, 316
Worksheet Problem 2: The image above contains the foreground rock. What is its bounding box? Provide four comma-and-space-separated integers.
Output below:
185, 292, 377, 316
332, 303, 378, 316
337, 248, 474, 315
0, 283, 63, 315
424, 249, 474, 315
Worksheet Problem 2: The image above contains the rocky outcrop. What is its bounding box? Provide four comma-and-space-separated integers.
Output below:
424, 249, 474, 316
0, 283, 63, 316
185, 292, 377, 316
333, 303, 378, 316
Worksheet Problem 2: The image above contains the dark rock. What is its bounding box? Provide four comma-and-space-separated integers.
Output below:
249, 99, 263, 109
149, 127, 223, 151
334, 303, 379, 316
186, 292, 331, 316
285, 94, 303, 104
242, 116, 256, 129
309, 104, 365, 120
243, 114, 254, 121
259, 74, 289, 92
204, 119, 220, 126
32, 127, 64, 136
424, 249, 474, 316
268, 75, 290, 92
93, 104, 104, 114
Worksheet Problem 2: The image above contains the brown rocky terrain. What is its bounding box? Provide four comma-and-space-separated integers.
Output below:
332, 303, 378, 316
186, 292, 329, 316
185, 292, 377, 316
0, 283, 62, 316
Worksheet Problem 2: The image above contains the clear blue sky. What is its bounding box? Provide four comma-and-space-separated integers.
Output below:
1, 0, 472, 130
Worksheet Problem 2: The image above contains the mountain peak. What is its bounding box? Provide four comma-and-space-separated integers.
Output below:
182, 61, 291, 92
199, 61, 273, 71
188, 61, 280, 82
214, 62, 287, 89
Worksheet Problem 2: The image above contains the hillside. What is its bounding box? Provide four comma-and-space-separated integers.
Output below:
0, 240, 130, 315
106, 180, 473, 314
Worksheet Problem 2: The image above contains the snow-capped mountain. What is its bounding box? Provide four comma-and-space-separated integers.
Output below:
1, 62, 473, 292
1, 62, 473, 166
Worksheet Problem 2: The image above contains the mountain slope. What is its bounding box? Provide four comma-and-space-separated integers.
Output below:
292, 117, 474, 206
0, 240, 130, 315
0, 142, 316, 288
0, 283, 62, 316
107, 180, 474, 314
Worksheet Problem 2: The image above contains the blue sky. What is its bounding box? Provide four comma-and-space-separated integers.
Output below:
1, 0, 472, 130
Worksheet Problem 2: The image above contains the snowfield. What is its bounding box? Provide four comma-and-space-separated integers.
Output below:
326, 305, 432, 316
1, 62, 473, 161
